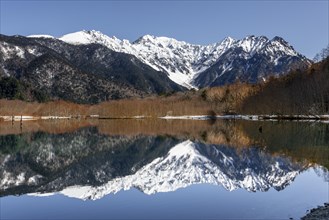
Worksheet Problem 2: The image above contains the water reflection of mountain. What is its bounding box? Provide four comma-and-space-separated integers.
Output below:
0, 121, 328, 200
0, 127, 180, 196
58, 140, 305, 201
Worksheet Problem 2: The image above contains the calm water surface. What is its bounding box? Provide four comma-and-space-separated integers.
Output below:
0, 119, 328, 219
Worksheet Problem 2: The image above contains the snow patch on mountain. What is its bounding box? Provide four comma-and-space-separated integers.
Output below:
0, 154, 44, 190
59, 30, 132, 52
27, 35, 55, 39
0, 171, 26, 189
0, 41, 46, 63
0, 42, 26, 60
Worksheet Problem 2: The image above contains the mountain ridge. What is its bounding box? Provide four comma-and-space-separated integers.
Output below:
28, 30, 311, 88
0, 34, 184, 103
0, 31, 312, 103
55, 30, 311, 87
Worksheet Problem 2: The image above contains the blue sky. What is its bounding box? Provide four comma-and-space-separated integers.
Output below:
0, 0, 328, 58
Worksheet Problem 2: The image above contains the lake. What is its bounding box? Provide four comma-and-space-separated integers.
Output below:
0, 119, 328, 219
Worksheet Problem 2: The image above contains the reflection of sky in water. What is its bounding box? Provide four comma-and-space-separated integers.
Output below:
1, 169, 328, 220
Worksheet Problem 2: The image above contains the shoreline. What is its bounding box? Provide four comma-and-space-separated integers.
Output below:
1, 114, 329, 122
301, 203, 329, 220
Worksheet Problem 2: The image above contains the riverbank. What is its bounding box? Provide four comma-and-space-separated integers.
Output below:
1, 114, 329, 122
301, 203, 329, 220
1, 118, 329, 172
160, 114, 329, 122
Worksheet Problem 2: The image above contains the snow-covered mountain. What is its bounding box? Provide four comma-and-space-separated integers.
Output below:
0, 30, 312, 102
25, 140, 305, 200
54, 30, 234, 88
0, 34, 184, 102
47, 30, 311, 88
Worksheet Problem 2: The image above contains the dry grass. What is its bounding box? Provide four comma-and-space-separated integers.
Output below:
0, 83, 259, 118
0, 100, 90, 116
203, 83, 260, 113
0, 118, 255, 148
0, 118, 327, 168
90, 95, 210, 117
0, 119, 95, 135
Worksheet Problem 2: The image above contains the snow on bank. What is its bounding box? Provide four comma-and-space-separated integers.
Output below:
159, 114, 329, 122
40, 116, 71, 120
0, 116, 38, 121
159, 115, 259, 120
1, 114, 328, 122
0, 115, 76, 121
160, 115, 211, 120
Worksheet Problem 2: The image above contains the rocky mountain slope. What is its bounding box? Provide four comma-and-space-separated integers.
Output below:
194, 36, 311, 87
0, 34, 183, 103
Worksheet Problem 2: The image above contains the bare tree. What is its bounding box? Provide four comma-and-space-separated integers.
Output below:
314, 45, 329, 62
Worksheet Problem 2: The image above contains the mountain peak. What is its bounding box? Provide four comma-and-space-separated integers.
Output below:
142, 34, 156, 40
271, 36, 287, 43
59, 30, 113, 45
236, 35, 269, 53
215, 36, 235, 46
133, 34, 156, 44
261, 36, 298, 57
59, 30, 94, 44
241, 35, 269, 42
270, 36, 294, 48
245, 34, 256, 39
223, 36, 235, 41
82, 29, 100, 34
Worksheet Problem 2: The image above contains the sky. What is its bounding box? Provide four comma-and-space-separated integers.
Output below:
0, 0, 328, 59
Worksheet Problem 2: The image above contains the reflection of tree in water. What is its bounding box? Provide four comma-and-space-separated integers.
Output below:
0, 127, 181, 196
1, 119, 328, 168
0, 120, 328, 198
239, 121, 329, 169
313, 166, 329, 182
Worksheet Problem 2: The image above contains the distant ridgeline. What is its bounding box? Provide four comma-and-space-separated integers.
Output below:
0, 31, 311, 104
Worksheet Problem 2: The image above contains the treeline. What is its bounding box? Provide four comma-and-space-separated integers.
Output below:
240, 120, 329, 169
0, 77, 49, 102
313, 44, 329, 62
200, 82, 259, 114
0, 58, 328, 117
1, 118, 328, 169
241, 57, 329, 115
0, 82, 259, 118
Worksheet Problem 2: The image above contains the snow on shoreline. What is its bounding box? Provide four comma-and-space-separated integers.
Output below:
1, 114, 328, 122
0, 115, 79, 121
160, 114, 329, 122
0, 116, 38, 121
